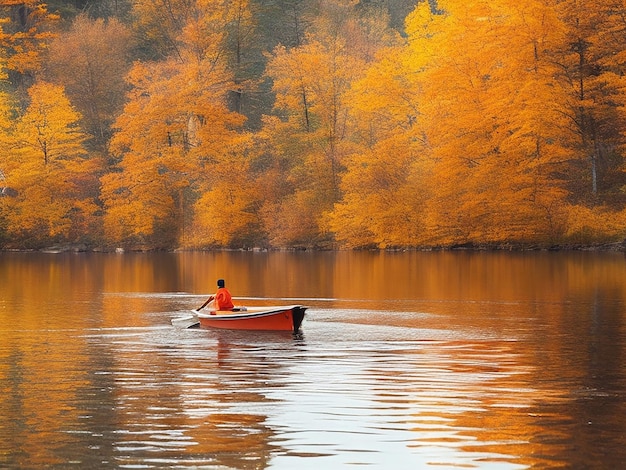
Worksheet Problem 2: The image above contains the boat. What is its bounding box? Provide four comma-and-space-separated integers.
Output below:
172, 305, 307, 333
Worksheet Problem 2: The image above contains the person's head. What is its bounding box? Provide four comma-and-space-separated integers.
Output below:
217, 279, 225, 288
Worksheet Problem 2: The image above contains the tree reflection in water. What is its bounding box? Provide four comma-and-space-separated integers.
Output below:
0, 251, 625, 468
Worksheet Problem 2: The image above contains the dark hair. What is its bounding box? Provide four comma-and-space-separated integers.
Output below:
217, 279, 225, 288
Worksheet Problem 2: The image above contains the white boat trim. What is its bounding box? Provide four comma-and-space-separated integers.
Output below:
196, 305, 301, 321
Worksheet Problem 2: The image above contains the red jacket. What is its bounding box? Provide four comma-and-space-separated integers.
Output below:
215, 287, 234, 310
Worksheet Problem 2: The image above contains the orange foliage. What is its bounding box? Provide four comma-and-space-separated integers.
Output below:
3, 0, 626, 249
399, 0, 577, 245
327, 131, 426, 249
101, 0, 250, 248
263, 6, 383, 246
191, 134, 260, 247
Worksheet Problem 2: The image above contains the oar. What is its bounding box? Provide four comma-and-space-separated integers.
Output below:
171, 313, 199, 328
174, 294, 214, 328
196, 295, 214, 311
171, 295, 215, 328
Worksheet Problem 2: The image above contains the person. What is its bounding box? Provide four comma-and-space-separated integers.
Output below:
201, 279, 234, 311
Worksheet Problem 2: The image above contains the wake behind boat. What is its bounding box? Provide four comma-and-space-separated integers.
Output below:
172, 305, 307, 333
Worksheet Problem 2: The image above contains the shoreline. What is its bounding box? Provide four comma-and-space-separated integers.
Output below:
2, 240, 625, 254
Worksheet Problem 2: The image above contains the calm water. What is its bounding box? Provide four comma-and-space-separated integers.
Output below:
1, 250, 625, 469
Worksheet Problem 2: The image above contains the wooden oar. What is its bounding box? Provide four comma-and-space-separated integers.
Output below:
196, 295, 214, 311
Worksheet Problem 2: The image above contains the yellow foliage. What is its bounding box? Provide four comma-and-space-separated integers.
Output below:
0, 1, 57, 75
0, 91, 13, 136
193, 180, 257, 246
1, 81, 97, 243
264, 19, 376, 247
100, 161, 176, 242
566, 205, 626, 243
14, 82, 86, 165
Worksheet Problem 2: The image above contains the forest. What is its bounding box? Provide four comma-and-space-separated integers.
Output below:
1, 0, 625, 251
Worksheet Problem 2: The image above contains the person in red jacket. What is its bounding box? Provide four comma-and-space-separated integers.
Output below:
214, 279, 234, 310
199, 279, 234, 311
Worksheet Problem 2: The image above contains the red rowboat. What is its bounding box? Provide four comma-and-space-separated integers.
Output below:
173, 305, 307, 332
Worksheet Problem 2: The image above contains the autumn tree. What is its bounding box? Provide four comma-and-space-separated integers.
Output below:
326, 39, 425, 248
1, 81, 100, 246
262, 0, 390, 247
554, 0, 626, 204
46, 14, 132, 152
393, 0, 578, 245
328, 0, 613, 248
0, 1, 58, 92
101, 0, 255, 248
223, 0, 257, 116
324, 3, 424, 248
2, 0, 625, 250
387, 0, 626, 247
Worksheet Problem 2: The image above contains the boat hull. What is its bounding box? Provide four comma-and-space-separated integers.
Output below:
196, 305, 306, 333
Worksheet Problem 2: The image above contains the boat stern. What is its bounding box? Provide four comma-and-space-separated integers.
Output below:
292, 305, 307, 333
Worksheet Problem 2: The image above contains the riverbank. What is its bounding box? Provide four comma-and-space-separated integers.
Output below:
2, 239, 626, 254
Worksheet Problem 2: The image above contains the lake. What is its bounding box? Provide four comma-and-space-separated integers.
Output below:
1, 250, 625, 469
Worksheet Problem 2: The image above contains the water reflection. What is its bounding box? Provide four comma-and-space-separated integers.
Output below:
1, 251, 625, 468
